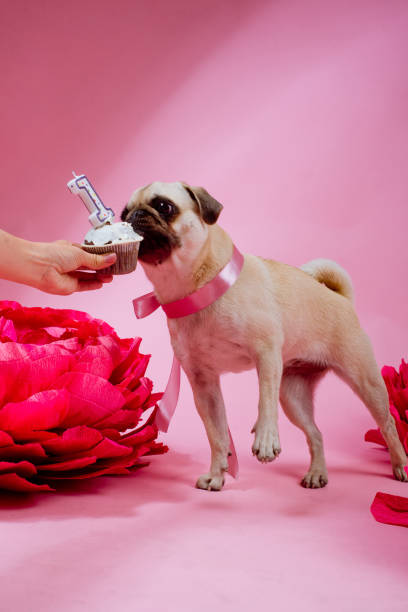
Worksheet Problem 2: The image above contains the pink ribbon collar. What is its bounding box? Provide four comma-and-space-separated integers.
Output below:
133, 245, 244, 478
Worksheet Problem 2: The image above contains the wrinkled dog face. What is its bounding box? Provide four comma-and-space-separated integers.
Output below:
121, 181, 223, 265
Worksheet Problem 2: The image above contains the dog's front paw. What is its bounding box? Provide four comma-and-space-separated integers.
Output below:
251, 423, 281, 463
196, 473, 225, 491
301, 469, 328, 489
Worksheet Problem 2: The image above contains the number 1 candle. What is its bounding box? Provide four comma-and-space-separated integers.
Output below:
67, 172, 115, 228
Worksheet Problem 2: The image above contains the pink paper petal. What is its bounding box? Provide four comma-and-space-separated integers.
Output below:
123, 378, 153, 409
0, 431, 14, 447
95, 444, 152, 469
110, 338, 142, 383
93, 409, 142, 431
66, 438, 133, 460
132, 406, 158, 432
0, 301, 20, 311
36, 450, 149, 480
120, 425, 158, 446
392, 413, 408, 444
11, 430, 59, 443
43, 326, 67, 338
39, 465, 132, 480
0, 442, 46, 461
0, 343, 74, 405
404, 432, 408, 454
52, 372, 125, 427
41, 426, 103, 455
116, 355, 151, 392
99, 428, 121, 441
389, 404, 401, 422
144, 442, 168, 456
51, 337, 82, 352
399, 359, 408, 388
0, 460, 37, 477
0, 316, 17, 341
0, 390, 69, 433
0, 473, 54, 492
37, 456, 98, 472
364, 429, 387, 447
72, 344, 114, 378
125, 354, 151, 385
393, 389, 408, 419
95, 335, 124, 368
19, 329, 61, 345
37, 446, 165, 480
371, 491, 408, 527
142, 392, 163, 410
42, 445, 157, 480
381, 365, 400, 389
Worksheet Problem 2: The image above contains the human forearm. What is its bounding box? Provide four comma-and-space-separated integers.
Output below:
0, 229, 44, 288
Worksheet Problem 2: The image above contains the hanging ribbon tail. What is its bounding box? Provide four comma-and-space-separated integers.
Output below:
227, 428, 239, 479
155, 355, 181, 433
133, 292, 160, 319
155, 354, 239, 479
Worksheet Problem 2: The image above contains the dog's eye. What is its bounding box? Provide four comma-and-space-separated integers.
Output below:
151, 198, 174, 217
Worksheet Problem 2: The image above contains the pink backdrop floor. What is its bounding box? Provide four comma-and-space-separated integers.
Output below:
1, 0, 408, 610
0, 374, 407, 611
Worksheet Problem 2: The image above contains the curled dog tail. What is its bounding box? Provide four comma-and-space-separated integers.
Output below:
300, 258, 354, 302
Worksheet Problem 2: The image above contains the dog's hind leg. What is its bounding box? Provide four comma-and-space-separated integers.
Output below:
280, 370, 328, 488
333, 330, 407, 482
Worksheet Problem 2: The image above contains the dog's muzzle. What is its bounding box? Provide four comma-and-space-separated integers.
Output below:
128, 209, 150, 231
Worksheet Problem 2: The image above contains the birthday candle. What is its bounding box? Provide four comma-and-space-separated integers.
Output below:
67, 172, 115, 228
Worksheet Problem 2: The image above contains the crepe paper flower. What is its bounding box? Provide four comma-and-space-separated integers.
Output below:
371, 491, 408, 528
365, 360, 408, 453
0, 301, 167, 493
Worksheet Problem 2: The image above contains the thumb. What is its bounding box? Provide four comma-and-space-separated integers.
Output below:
79, 250, 117, 270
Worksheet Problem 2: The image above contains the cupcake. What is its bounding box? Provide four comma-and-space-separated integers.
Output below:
81, 222, 143, 275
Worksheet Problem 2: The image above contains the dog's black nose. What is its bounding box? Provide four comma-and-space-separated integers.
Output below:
120, 207, 129, 221
127, 209, 149, 233
129, 209, 146, 223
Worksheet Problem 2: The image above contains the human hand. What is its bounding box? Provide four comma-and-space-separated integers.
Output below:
33, 240, 117, 295
0, 230, 117, 295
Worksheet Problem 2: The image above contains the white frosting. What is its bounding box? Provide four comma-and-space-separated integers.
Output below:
83, 222, 143, 246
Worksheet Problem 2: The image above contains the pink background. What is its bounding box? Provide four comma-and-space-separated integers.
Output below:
1, 1, 407, 610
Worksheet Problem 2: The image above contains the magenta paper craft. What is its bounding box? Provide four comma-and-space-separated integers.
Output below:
133, 245, 244, 479
371, 492, 408, 528
0, 301, 167, 492
365, 360, 408, 527
365, 360, 408, 454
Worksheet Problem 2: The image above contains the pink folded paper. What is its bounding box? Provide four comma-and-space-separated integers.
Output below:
0, 301, 168, 492
365, 360, 408, 455
371, 491, 408, 528
133, 245, 244, 479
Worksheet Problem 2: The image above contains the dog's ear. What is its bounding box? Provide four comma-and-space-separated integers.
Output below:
182, 184, 223, 225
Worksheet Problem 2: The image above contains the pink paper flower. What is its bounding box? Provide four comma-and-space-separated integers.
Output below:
0, 301, 167, 492
365, 359, 408, 453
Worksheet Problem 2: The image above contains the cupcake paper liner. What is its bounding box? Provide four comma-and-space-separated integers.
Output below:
81, 240, 140, 275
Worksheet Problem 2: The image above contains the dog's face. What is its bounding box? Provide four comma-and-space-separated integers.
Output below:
121, 181, 223, 265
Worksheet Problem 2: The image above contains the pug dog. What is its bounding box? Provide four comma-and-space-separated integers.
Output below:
121, 181, 407, 491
